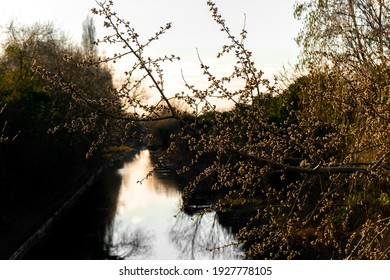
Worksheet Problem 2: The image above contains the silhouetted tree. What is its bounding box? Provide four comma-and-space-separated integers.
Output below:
82, 15, 97, 56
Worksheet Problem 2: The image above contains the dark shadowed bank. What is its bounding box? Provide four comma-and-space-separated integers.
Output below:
0, 149, 137, 259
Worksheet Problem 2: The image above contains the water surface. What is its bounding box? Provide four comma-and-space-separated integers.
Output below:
28, 149, 242, 259
107, 149, 242, 259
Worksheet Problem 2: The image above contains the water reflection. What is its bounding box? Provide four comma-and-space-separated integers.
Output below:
27, 149, 242, 259
105, 223, 153, 259
107, 149, 242, 260
169, 212, 241, 260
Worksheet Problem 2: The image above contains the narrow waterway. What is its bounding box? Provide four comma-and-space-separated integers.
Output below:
28, 149, 242, 260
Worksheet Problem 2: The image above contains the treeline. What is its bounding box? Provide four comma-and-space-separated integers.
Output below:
0, 22, 124, 209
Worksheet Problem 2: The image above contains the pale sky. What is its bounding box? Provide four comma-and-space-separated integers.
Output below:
0, 0, 301, 99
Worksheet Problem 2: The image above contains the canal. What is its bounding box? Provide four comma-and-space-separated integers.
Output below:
27, 149, 242, 259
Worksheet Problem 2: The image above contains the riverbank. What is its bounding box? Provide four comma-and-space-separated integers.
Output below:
0, 148, 137, 259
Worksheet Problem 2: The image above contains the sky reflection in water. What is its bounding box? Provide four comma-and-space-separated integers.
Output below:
107, 150, 242, 260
